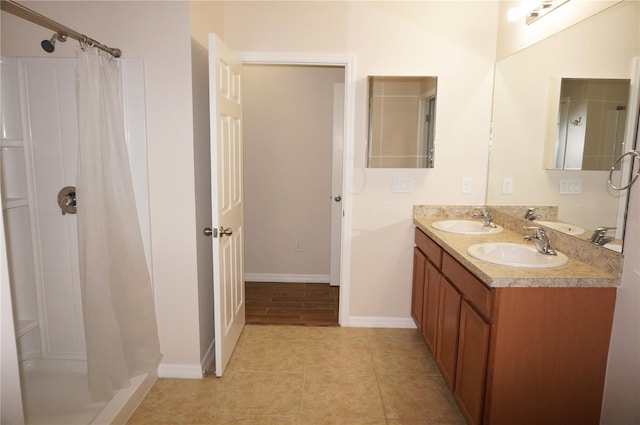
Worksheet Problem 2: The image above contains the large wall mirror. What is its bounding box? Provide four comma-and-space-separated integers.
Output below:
487, 1, 639, 252
367, 76, 437, 168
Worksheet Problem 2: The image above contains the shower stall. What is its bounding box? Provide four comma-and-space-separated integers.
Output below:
1, 56, 154, 424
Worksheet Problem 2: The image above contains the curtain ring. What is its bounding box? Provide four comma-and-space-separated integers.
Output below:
608, 150, 640, 191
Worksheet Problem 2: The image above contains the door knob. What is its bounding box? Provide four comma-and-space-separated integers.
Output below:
334, 195, 342, 202
204, 226, 232, 237
219, 226, 233, 237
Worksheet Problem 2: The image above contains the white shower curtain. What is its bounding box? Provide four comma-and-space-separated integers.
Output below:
75, 47, 161, 401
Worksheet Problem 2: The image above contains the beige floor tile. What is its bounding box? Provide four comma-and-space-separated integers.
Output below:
377, 373, 465, 422
126, 378, 223, 423
298, 417, 388, 425
305, 342, 375, 375
228, 338, 307, 372
243, 324, 310, 341
218, 371, 304, 417
368, 328, 425, 349
212, 415, 298, 424
302, 371, 385, 419
306, 326, 371, 346
128, 326, 466, 425
372, 342, 440, 376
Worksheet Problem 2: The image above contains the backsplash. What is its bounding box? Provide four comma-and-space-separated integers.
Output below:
414, 205, 624, 277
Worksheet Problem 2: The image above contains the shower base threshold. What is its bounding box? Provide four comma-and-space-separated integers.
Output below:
20, 358, 155, 425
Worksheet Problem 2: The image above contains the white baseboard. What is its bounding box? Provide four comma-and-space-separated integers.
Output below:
347, 316, 417, 329
245, 273, 330, 283
157, 363, 203, 379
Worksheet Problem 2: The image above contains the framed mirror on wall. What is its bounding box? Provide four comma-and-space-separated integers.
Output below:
367, 76, 437, 168
486, 1, 640, 252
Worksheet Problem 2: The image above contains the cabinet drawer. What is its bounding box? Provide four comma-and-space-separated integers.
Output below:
442, 252, 493, 319
415, 228, 442, 268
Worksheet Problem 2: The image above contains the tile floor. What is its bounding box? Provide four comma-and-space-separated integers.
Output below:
127, 325, 466, 425
245, 282, 339, 326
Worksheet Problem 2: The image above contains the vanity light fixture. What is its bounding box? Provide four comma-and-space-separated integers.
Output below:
526, 0, 570, 24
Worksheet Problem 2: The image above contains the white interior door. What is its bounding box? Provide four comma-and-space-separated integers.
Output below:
209, 34, 245, 376
330, 83, 344, 286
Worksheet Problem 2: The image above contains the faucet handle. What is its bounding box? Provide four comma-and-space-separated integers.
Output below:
524, 207, 542, 221
523, 226, 546, 239
594, 226, 616, 233
523, 226, 556, 255
589, 227, 616, 244
472, 207, 489, 217
473, 207, 497, 228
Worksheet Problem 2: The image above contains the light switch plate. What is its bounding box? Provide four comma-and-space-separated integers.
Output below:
462, 178, 472, 194
502, 177, 513, 195
392, 177, 415, 193
560, 179, 581, 194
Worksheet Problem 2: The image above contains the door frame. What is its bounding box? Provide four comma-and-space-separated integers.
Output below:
238, 52, 355, 326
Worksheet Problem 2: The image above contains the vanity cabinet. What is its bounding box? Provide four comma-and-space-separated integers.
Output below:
412, 228, 442, 353
412, 227, 617, 425
434, 276, 461, 390
411, 248, 426, 330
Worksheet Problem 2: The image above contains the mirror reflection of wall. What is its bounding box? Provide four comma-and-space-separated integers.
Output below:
367, 76, 437, 168
487, 1, 639, 247
550, 78, 630, 171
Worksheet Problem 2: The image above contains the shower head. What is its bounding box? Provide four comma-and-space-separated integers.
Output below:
41, 32, 67, 53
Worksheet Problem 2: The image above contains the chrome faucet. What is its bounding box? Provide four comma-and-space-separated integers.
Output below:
473, 207, 497, 228
524, 226, 557, 256
589, 227, 616, 246
524, 207, 542, 221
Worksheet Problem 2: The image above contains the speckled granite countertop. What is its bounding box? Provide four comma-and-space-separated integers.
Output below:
414, 217, 619, 288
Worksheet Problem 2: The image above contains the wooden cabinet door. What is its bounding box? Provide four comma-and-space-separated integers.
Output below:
455, 300, 490, 425
422, 260, 441, 354
435, 277, 462, 391
411, 248, 426, 330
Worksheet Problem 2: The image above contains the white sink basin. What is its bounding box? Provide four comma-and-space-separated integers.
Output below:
535, 220, 585, 236
604, 243, 622, 253
432, 220, 503, 235
467, 242, 568, 268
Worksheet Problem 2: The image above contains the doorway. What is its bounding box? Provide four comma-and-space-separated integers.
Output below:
242, 63, 345, 326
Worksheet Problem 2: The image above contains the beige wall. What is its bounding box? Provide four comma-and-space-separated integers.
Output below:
1, 1, 202, 370
496, 0, 623, 60
190, 1, 225, 367
243, 65, 343, 280
223, 1, 498, 321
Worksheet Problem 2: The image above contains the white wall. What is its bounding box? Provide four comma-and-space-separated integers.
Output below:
243, 65, 343, 281
1, 1, 202, 372
223, 1, 498, 322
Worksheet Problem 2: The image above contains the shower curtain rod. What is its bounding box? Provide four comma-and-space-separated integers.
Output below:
0, 0, 122, 57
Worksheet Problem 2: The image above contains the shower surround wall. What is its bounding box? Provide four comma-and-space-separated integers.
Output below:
8, 57, 152, 361
2, 56, 152, 423
24, 58, 85, 359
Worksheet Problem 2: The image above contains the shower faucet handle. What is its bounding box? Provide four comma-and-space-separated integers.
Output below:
57, 186, 77, 215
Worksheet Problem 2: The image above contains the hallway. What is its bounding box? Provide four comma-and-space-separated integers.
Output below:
245, 282, 339, 326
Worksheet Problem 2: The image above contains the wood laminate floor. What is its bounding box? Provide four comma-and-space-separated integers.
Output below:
245, 282, 339, 326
